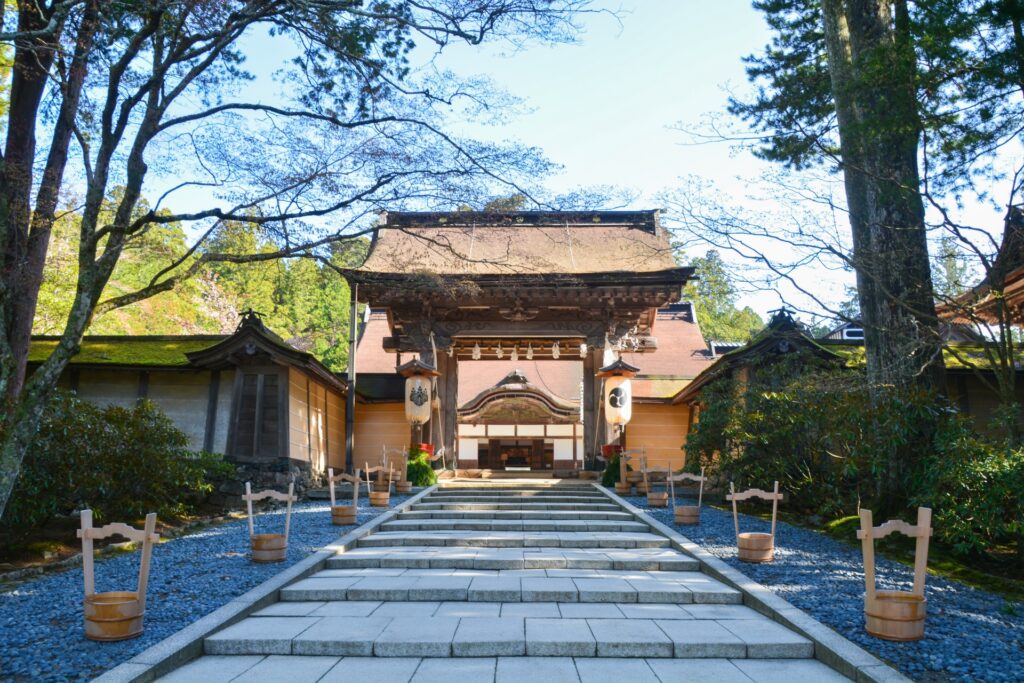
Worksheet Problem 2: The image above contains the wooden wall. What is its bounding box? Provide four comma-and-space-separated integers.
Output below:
354, 401, 408, 470
287, 368, 345, 475
625, 402, 690, 471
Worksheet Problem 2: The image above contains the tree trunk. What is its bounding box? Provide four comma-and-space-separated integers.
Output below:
820, 0, 946, 396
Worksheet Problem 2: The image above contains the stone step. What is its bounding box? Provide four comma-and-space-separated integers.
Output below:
326, 547, 701, 572
279, 570, 740, 604
356, 531, 669, 549
397, 510, 634, 521
204, 612, 811, 659
161, 654, 850, 682
430, 489, 608, 495
423, 495, 609, 504
380, 519, 650, 533
411, 502, 621, 511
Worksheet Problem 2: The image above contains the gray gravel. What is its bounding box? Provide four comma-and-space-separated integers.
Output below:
624, 492, 1023, 683
0, 496, 409, 682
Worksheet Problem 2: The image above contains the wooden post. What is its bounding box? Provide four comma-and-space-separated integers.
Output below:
345, 283, 358, 473
583, 347, 596, 467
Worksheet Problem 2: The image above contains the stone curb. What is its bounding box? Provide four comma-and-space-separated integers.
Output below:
593, 484, 910, 683
92, 484, 440, 683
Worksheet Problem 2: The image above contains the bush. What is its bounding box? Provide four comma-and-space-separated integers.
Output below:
913, 422, 1024, 560
684, 352, 945, 518
602, 450, 630, 487
2, 391, 226, 534
406, 447, 437, 487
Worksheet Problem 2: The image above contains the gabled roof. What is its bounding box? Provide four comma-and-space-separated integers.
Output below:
355, 210, 678, 276
185, 311, 347, 393
672, 309, 843, 404
459, 368, 580, 424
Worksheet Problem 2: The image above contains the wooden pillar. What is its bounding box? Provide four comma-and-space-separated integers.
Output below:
583, 350, 597, 467
439, 352, 458, 468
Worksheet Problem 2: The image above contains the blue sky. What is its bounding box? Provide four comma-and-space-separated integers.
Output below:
155, 1, 1012, 320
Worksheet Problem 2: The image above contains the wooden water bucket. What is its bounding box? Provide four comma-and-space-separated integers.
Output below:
84, 591, 145, 641
365, 461, 394, 508
737, 532, 774, 562
675, 505, 700, 525
243, 482, 296, 565
251, 533, 287, 562
328, 467, 361, 526
727, 481, 783, 564
614, 481, 632, 494
647, 491, 668, 507
331, 505, 357, 526
865, 591, 926, 641
669, 468, 707, 527
859, 507, 932, 642
626, 472, 643, 484
635, 482, 649, 495
78, 510, 158, 642
395, 481, 412, 494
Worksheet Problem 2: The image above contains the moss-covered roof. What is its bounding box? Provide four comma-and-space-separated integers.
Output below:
29, 336, 225, 367
824, 342, 1023, 371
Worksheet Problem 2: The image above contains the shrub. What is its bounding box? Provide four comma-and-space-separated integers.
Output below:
913, 422, 1024, 561
684, 352, 945, 518
2, 391, 225, 534
406, 447, 437, 487
602, 450, 630, 487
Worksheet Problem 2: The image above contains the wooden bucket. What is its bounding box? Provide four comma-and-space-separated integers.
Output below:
614, 482, 632, 495
626, 472, 643, 484
372, 482, 391, 493
369, 491, 390, 507
331, 505, 357, 526
84, 591, 144, 641
251, 533, 287, 563
865, 591, 926, 641
395, 481, 412, 494
635, 482, 649, 495
737, 532, 774, 563
647, 492, 668, 507
675, 505, 700, 525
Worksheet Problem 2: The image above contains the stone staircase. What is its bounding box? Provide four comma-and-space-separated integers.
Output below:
157, 482, 851, 682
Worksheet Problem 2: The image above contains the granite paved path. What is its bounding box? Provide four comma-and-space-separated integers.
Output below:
154, 481, 853, 682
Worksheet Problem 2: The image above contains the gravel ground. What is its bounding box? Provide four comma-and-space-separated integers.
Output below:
0, 495, 410, 682
623, 493, 1023, 683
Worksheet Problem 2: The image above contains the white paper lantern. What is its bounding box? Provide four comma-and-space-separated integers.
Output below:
604, 375, 633, 426
405, 375, 431, 425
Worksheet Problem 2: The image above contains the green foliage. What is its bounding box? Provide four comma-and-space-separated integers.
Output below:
684, 352, 940, 517
686, 350, 1022, 559
33, 210, 369, 373
1, 392, 226, 534
682, 250, 764, 343
601, 450, 630, 487
732, 0, 1024, 194
913, 425, 1024, 558
406, 448, 438, 487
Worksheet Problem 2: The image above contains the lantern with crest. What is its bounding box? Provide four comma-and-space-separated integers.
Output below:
596, 358, 640, 428
397, 359, 440, 426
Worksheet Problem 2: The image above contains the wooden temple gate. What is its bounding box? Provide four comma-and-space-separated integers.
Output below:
345, 211, 694, 470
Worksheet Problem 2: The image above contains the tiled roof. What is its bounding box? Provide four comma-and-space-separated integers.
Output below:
357, 211, 677, 276
621, 303, 715, 379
